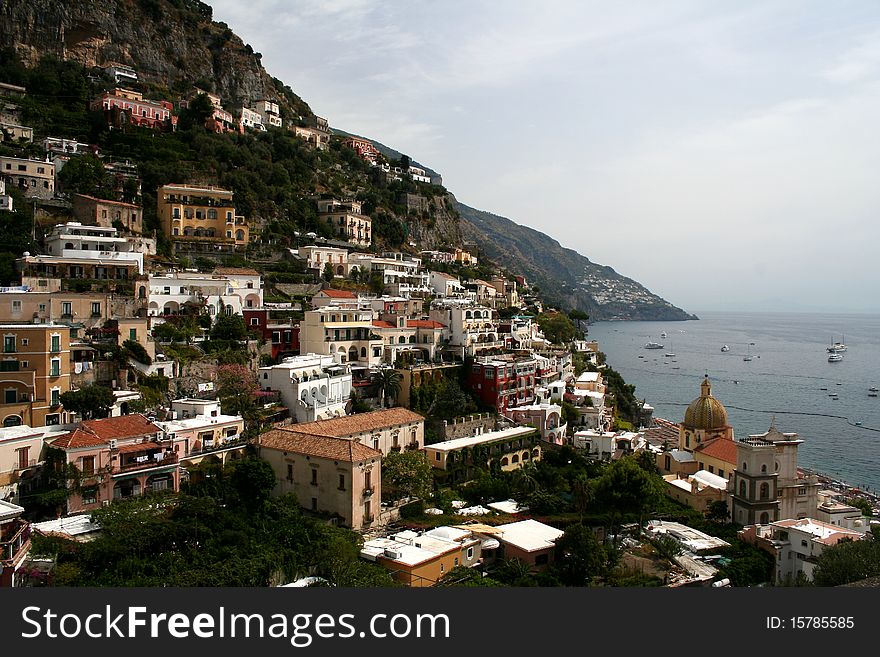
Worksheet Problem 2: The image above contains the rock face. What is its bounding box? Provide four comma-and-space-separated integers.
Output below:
0, 0, 311, 117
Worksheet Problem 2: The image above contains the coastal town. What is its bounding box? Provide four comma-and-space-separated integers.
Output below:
2, 17, 879, 589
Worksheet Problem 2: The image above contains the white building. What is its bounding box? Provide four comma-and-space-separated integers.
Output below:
259, 354, 353, 423
42, 137, 94, 157
408, 166, 431, 183
147, 268, 263, 317
295, 245, 351, 276
104, 63, 138, 84
428, 271, 465, 298
156, 398, 244, 454
350, 252, 431, 297
0, 179, 12, 212
239, 107, 265, 131
44, 222, 145, 274
252, 99, 282, 128
429, 300, 501, 357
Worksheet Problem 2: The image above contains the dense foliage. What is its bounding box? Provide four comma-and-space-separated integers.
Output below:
29, 457, 396, 586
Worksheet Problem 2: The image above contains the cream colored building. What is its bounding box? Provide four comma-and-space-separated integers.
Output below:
286, 407, 425, 457
0, 155, 54, 199
299, 303, 383, 366
72, 194, 142, 234
259, 428, 383, 531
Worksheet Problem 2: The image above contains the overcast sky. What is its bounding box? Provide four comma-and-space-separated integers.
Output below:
209, 0, 880, 314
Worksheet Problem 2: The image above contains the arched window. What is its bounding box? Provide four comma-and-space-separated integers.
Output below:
500, 457, 509, 466
3, 414, 22, 427
761, 464, 767, 473
348, 347, 358, 361
760, 482, 770, 500
742, 462, 748, 471
398, 336, 406, 344
759, 512, 770, 525
511, 454, 519, 464
739, 480, 747, 497
360, 347, 366, 358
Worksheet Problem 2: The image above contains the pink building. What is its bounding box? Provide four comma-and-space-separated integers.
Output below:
508, 403, 567, 445
342, 137, 380, 164
92, 89, 176, 131
49, 414, 178, 514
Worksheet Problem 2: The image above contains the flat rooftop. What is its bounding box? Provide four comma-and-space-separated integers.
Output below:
491, 519, 564, 553
646, 520, 730, 552
426, 426, 536, 453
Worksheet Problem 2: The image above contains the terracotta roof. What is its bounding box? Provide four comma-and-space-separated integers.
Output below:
372, 320, 395, 329
116, 441, 163, 454
81, 414, 162, 441
74, 193, 139, 208
259, 430, 381, 462
407, 319, 445, 329
50, 428, 106, 449
693, 437, 737, 465
292, 408, 425, 438
317, 289, 357, 298
213, 267, 260, 276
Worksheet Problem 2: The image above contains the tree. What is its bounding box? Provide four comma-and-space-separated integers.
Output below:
561, 400, 580, 427
59, 385, 116, 420
553, 523, 606, 586
372, 367, 402, 408
210, 314, 248, 341
178, 92, 215, 131
322, 262, 335, 282
381, 450, 433, 501
57, 154, 112, 198
122, 339, 151, 365
706, 500, 730, 523
592, 457, 665, 536
216, 364, 259, 432
230, 457, 277, 511
536, 312, 577, 345
812, 538, 880, 586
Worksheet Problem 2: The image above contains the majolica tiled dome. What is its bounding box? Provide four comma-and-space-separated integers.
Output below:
683, 376, 728, 429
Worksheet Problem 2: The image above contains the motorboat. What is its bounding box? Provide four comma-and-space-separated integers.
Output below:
870, 392, 878, 398
660, 331, 668, 339
743, 355, 752, 362
721, 345, 730, 352
828, 353, 843, 362
664, 353, 676, 358
869, 386, 878, 392
644, 342, 664, 349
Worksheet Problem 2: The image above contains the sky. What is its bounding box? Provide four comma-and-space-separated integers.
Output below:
208, 0, 880, 314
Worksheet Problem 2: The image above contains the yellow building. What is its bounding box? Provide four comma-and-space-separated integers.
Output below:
157, 184, 249, 254
0, 323, 71, 427
675, 376, 737, 480
316, 199, 372, 246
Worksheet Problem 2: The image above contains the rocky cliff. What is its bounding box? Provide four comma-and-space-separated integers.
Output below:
0, 0, 312, 118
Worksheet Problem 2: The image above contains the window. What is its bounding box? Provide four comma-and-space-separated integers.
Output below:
11, 300, 21, 313
17, 446, 30, 469
61, 302, 72, 317
250, 318, 259, 326
51, 334, 61, 352
466, 547, 474, 560
435, 452, 440, 461
50, 358, 61, 377
338, 474, 345, 491
129, 328, 137, 341
82, 487, 98, 505
286, 464, 293, 482
311, 469, 318, 485
454, 558, 459, 567
81, 455, 95, 475
535, 554, 549, 566
760, 482, 770, 500
311, 498, 318, 511
3, 336, 15, 353
51, 388, 60, 406
92, 302, 101, 317
364, 471, 372, 491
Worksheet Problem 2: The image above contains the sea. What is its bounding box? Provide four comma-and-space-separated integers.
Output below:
587, 311, 880, 493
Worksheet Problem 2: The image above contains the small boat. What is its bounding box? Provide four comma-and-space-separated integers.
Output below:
855, 421, 862, 426
869, 386, 878, 392
828, 353, 843, 362
664, 353, 676, 358
721, 345, 730, 352
870, 392, 878, 398
819, 387, 827, 391
660, 331, 667, 339
827, 335, 847, 353
644, 342, 664, 349
743, 355, 752, 361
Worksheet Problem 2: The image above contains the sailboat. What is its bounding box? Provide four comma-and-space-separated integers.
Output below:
827, 335, 847, 353
743, 344, 752, 362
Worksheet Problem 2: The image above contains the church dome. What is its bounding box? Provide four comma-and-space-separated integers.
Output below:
683, 376, 728, 430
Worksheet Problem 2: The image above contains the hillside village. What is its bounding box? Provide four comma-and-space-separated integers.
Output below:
1, 3, 878, 589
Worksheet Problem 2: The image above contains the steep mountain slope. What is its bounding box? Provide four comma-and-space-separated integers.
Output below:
455, 200, 696, 321
0, 0, 312, 120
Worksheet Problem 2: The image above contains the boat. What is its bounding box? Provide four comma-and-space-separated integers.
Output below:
819, 387, 827, 391
721, 345, 730, 352
644, 342, 664, 349
869, 386, 878, 392
664, 352, 676, 358
660, 331, 668, 339
743, 355, 752, 362
828, 353, 843, 362
827, 336, 847, 353
870, 392, 878, 398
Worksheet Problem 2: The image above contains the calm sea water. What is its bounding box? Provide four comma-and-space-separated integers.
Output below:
588, 311, 880, 493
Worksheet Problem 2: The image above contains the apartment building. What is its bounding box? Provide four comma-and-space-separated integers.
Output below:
0, 499, 30, 587
296, 245, 351, 276
425, 426, 541, 483
147, 268, 262, 317
17, 253, 140, 293
467, 355, 538, 414
156, 398, 244, 457
430, 301, 502, 358
253, 99, 282, 128
49, 414, 176, 514
259, 354, 352, 423
72, 194, 142, 233
259, 428, 383, 531
44, 222, 145, 274
0, 323, 70, 427
0, 155, 54, 199
286, 407, 425, 457
350, 252, 431, 297
316, 199, 372, 247
239, 107, 265, 132
298, 303, 383, 366
293, 126, 329, 149
371, 316, 445, 365
341, 137, 380, 164
157, 184, 249, 253
92, 88, 176, 131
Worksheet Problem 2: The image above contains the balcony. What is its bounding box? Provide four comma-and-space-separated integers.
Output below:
1, 519, 30, 563
117, 452, 178, 472
362, 488, 374, 497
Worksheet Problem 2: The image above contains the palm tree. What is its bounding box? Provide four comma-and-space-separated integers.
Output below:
373, 367, 402, 408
